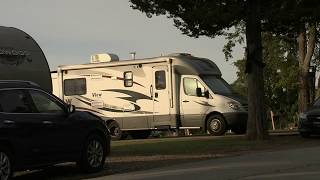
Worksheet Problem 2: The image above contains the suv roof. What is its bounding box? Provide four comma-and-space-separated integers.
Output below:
0, 80, 41, 89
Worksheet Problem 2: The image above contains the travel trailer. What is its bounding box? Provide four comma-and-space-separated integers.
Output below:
52, 53, 247, 139
0, 26, 52, 92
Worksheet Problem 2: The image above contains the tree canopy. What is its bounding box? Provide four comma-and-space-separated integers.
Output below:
232, 33, 299, 127
129, 0, 320, 140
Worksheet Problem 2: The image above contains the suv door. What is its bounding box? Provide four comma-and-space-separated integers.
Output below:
0, 89, 44, 166
26, 89, 81, 162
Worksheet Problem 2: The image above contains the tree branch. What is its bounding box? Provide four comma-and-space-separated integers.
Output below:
304, 24, 316, 70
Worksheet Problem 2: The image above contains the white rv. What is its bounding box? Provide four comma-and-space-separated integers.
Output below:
52, 53, 247, 139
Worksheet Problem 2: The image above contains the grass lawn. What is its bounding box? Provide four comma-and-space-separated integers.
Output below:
110, 135, 320, 157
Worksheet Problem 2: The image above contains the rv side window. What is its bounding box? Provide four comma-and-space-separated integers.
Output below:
155, 70, 166, 90
183, 78, 205, 96
124, 71, 133, 87
64, 78, 87, 96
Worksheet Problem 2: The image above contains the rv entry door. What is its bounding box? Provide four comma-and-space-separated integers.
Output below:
152, 66, 171, 127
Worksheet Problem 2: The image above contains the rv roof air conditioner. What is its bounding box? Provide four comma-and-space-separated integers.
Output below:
90, 53, 119, 63
168, 53, 192, 57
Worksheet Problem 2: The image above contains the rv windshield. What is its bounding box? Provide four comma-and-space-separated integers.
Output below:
201, 75, 233, 95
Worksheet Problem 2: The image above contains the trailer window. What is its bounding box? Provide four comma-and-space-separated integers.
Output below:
64, 78, 87, 96
124, 71, 133, 87
155, 70, 166, 90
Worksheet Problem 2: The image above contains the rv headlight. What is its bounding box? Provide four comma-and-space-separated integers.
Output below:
227, 102, 240, 111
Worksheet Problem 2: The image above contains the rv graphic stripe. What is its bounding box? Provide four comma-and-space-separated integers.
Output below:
194, 101, 215, 107
76, 107, 104, 115
101, 89, 152, 102
74, 94, 153, 114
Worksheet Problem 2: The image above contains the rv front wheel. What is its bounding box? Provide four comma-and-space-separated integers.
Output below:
207, 115, 226, 136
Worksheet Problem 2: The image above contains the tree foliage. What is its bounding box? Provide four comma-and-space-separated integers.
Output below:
130, 0, 246, 38
232, 33, 299, 124
129, 0, 320, 140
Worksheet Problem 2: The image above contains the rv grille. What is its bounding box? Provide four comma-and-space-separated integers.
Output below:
242, 104, 248, 111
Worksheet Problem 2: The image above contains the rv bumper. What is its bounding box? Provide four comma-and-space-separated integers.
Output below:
223, 112, 248, 128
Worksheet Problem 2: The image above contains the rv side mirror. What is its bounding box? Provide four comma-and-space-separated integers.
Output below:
204, 90, 210, 99
196, 88, 202, 97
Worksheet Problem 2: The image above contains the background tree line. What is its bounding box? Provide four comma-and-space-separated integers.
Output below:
129, 0, 320, 140
231, 32, 300, 128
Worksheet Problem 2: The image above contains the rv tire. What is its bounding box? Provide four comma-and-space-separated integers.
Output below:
207, 114, 226, 136
108, 121, 124, 140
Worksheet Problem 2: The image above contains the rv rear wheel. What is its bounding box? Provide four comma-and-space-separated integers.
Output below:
207, 114, 226, 136
108, 121, 124, 140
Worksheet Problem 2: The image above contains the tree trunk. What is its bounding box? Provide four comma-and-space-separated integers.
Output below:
245, 0, 267, 140
297, 24, 316, 113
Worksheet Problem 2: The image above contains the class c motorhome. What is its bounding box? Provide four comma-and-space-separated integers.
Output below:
0, 26, 52, 92
52, 53, 247, 139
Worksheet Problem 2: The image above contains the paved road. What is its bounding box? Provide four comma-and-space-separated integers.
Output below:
90, 145, 320, 180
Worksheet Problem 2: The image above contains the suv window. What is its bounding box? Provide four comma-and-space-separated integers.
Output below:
29, 90, 65, 114
0, 89, 32, 113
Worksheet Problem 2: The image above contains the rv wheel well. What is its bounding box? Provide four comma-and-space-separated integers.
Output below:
106, 119, 116, 126
204, 112, 227, 131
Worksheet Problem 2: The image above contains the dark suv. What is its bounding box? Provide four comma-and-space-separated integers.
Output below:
299, 97, 320, 138
0, 81, 111, 180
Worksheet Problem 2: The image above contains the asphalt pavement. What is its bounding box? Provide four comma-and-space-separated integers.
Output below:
89, 145, 320, 180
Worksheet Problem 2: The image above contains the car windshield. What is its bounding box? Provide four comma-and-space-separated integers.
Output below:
201, 75, 233, 95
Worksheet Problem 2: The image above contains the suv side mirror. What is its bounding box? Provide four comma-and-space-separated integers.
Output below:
68, 104, 76, 114
196, 88, 202, 97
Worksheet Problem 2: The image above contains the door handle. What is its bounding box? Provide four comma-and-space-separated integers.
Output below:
42, 121, 53, 125
182, 100, 189, 103
3, 120, 15, 125
150, 85, 153, 99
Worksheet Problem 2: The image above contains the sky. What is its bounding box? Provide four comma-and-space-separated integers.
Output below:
0, 0, 244, 83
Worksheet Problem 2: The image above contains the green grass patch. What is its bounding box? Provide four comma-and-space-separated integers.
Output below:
110, 136, 291, 157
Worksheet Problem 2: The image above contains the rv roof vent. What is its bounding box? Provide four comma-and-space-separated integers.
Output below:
167, 53, 192, 57
90, 53, 119, 63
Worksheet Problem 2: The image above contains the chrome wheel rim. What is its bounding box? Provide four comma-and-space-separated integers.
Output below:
210, 119, 222, 132
0, 152, 10, 180
87, 140, 103, 168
